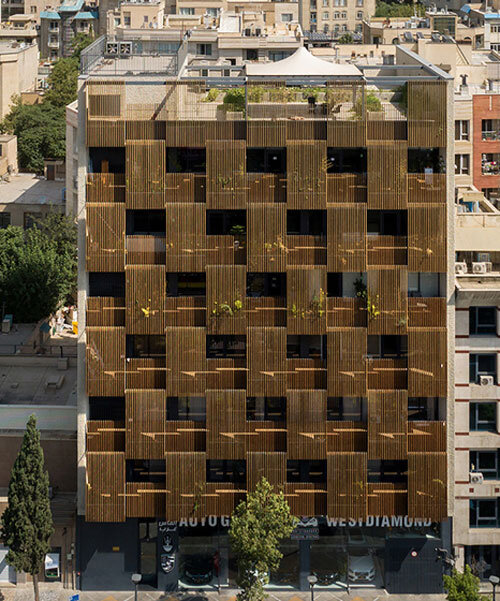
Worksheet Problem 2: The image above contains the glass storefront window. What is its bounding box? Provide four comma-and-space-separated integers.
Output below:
269, 541, 300, 588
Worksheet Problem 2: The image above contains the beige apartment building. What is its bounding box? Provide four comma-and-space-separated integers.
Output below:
0, 40, 37, 118
299, 0, 375, 37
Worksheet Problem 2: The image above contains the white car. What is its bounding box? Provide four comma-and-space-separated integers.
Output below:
348, 554, 376, 582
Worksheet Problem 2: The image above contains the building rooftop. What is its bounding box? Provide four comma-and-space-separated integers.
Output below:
0, 173, 65, 206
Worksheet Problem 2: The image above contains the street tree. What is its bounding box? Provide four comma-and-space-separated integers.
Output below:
1, 415, 54, 601
229, 478, 297, 601
443, 565, 482, 601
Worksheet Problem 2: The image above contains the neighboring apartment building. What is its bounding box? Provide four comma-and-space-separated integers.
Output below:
453, 195, 500, 582
40, 0, 97, 59
0, 40, 37, 118
299, 0, 375, 38
75, 41, 454, 592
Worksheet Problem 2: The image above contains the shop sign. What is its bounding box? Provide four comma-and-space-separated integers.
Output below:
291, 527, 319, 540
326, 516, 433, 527
164, 516, 231, 528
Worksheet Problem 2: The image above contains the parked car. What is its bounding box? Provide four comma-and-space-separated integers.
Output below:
182, 555, 214, 585
348, 553, 376, 582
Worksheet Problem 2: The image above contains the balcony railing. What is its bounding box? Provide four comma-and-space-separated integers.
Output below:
482, 131, 500, 141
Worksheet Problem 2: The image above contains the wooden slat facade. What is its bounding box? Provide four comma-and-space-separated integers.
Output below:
84, 80, 450, 524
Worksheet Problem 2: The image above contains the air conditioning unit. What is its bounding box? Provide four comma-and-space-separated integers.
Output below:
119, 42, 132, 55
479, 375, 494, 386
470, 472, 484, 484
472, 262, 492, 274
106, 41, 118, 55
455, 261, 468, 274
478, 252, 491, 262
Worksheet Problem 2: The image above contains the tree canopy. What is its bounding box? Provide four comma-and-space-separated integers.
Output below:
229, 478, 297, 601
0, 213, 77, 322
1, 415, 54, 601
375, 1, 425, 17
443, 566, 482, 601
0, 33, 93, 172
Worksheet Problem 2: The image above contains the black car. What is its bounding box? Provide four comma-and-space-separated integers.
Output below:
182, 555, 214, 585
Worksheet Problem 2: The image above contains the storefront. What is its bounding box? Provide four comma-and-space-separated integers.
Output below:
78, 516, 449, 593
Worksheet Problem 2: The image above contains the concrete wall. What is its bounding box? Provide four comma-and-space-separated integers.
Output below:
0, 405, 76, 430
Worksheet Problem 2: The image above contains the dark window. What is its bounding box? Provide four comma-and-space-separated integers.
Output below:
470, 402, 497, 432
408, 397, 440, 421
367, 335, 408, 359
327, 273, 342, 296
470, 450, 500, 480
207, 210, 246, 235
327, 148, 367, 173
24, 212, 42, 230
470, 307, 497, 335
126, 210, 165, 235
287, 210, 326, 236
247, 397, 286, 421
88, 147, 125, 173
408, 148, 445, 173
166, 148, 206, 173
127, 460, 165, 483
206, 335, 246, 358
247, 148, 286, 173
367, 210, 407, 235
245, 49, 258, 60
89, 396, 125, 420
246, 273, 286, 297
127, 335, 166, 358
327, 397, 366, 421
88, 272, 125, 297
368, 460, 407, 484
167, 273, 206, 297
167, 397, 206, 421
470, 354, 497, 384
287, 460, 327, 482
207, 460, 246, 483
470, 499, 500, 528
287, 335, 327, 359
0, 212, 11, 228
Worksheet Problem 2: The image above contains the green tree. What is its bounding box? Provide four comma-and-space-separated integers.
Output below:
0, 214, 77, 322
1, 415, 54, 601
443, 566, 482, 601
338, 33, 354, 44
229, 478, 297, 601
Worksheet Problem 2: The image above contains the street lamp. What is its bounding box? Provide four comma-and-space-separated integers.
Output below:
131, 573, 142, 601
307, 574, 318, 601
490, 575, 499, 601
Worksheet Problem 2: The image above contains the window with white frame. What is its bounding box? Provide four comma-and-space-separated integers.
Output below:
357, 11, 363, 19
455, 153, 470, 175
455, 119, 470, 140
196, 43, 212, 56
323, 11, 329, 19
281, 13, 293, 21
341, 11, 347, 18
180, 7, 194, 14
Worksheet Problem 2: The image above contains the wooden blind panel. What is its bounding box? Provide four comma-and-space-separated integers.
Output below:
125, 390, 165, 459
126, 482, 164, 518
86, 420, 124, 452
408, 81, 447, 147
126, 265, 165, 335
246, 452, 286, 491
287, 267, 327, 335
408, 205, 447, 272
285, 483, 327, 517
126, 358, 166, 390
327, 205, 366, 272
327, 329, 367, 396
86, 452, 125, 522
326, 422, 367, 452
126, 141, 166, 208
86, 120, 125, 147
165, 203, 206, 272
408, 329, 447, 397
368, 483, 407, 517
246, 121, 286, 147
248, 204, 286, 272
287, 391, 326, 460
408, 297, 446, 328
206, 389, 246, 459
367, 391, 408, 460
206, 265, 246, 334
164, 420, 206, 453
287, 141, 327, 208
165, 327, 207, 395
206, 140, 246, 208
165, 452, 206, 521
367, 142, 408, 209
247, 327, 286, 396
408, 452, 447, 521
87, 81, 125, 119
327, 452, 367, 520
86, 203, 125, 272
87, 297, 125, 327
367, 267, 408, 335
86, 327, 125, 397
408, 421, 446, 453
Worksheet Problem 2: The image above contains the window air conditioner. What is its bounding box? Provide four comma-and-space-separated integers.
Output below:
469, 472, 484, 484
479, 375, 494, 386
455, 262, 467, 274
106, 42, 118, 55
119, 42, 132, 55
472, 262, 492, 274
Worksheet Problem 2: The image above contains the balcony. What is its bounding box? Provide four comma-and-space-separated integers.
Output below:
482, 154, 500, 176
126, 235, 166, 265
482, 120, 500, 141
206, 235, 246, 265
367, 235, 407, 266
48, 39, 60, 48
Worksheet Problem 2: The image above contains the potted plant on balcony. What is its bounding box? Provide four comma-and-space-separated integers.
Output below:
230, 224, 246, 250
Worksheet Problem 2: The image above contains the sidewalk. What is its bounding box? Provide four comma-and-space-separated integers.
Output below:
0, 588, 448, 601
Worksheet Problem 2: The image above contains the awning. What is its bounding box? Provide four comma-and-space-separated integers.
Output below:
460, 4, 471, 13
